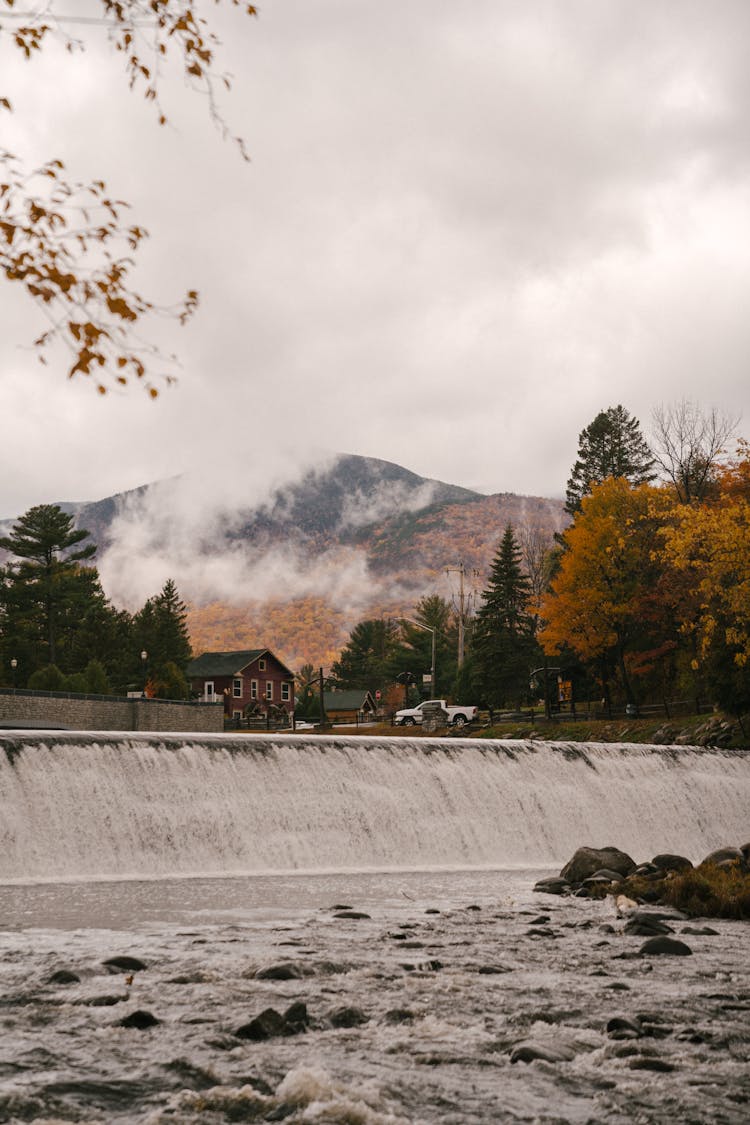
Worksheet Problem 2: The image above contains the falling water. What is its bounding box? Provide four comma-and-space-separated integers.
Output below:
1, 732, 747, 881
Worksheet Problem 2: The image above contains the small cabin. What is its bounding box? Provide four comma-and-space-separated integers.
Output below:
323, 689, 378, 725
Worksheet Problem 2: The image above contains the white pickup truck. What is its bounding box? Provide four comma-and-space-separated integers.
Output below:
393, 699, 478, 728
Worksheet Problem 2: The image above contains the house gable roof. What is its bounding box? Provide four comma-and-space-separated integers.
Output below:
188, 649, 294, 679
323, 690, 376, 712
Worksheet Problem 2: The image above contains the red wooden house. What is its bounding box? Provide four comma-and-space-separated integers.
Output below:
188, 649, 295, 721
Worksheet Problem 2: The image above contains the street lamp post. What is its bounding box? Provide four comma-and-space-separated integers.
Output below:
10, 657, 17, 694
140, 650, 148, 698
401, 618, 436, 697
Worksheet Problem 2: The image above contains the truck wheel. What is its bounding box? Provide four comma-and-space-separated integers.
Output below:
403, 717, 416, 726
452, 714, 467, 728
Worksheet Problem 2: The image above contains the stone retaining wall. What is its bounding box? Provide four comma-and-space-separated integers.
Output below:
0, 689, 223, 733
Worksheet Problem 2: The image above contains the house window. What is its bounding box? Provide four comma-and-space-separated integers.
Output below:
250, 680, 258, 699
232, 709, 242, 720
233, 678, 242, 698
204, 681, 215, 700
265, 681, 273, 700
281, 682, 290, 702
259, 659, 266, 671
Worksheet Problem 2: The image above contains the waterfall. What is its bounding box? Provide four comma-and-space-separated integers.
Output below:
1, 732, 748, 881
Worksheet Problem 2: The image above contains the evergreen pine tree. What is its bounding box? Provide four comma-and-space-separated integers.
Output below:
565, 405, 655, 516
330, 618, 399, 692
472, 525, 539, 709
132, 578, 192, 688
0, 504, 96, 668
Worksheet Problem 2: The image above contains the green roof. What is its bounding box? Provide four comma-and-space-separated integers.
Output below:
188, 649, 268, 678
323, 690, 376, 711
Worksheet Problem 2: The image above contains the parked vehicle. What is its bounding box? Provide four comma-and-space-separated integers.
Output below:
393, 699, 478, 728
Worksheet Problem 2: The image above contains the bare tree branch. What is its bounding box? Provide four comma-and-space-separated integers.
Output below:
651, 399, 740, 504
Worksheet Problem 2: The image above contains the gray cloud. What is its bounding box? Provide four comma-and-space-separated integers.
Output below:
1, 0, 748, 528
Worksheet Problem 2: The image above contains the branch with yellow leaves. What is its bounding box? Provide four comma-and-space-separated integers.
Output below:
1, 149, 197, 394
0, 0, 257, 393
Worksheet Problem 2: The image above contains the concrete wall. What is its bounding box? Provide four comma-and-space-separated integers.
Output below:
0, 688, 224, 733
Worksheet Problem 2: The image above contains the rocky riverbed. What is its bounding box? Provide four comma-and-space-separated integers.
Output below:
0, 866, 748, 1123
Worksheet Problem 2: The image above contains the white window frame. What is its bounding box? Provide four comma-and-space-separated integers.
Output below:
250, 680, 258, 700
233, 678, 242, 698
204, 680, 215, 700
259, 658, 266, 671
265, 681, 273, 700
281, 682, 290, 702
232, 709, 242, 720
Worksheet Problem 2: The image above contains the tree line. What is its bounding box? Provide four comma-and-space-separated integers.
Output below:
0, 504, 192, 697
329, 400, 748, 718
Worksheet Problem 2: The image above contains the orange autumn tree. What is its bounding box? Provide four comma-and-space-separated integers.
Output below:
539, 477, 677, 707
660, 444, 750, 715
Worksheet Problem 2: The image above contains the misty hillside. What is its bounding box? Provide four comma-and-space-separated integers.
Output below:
15, 453, 568, 669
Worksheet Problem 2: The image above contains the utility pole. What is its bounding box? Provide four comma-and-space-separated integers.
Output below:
446, 562, 479, 668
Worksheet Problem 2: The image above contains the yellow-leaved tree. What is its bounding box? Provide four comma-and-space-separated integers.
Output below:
539, 477, 677, 707
660, 444, 750, 714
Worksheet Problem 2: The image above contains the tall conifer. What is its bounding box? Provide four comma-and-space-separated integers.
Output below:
472, 525, 539, 708
565, 405, 655, 516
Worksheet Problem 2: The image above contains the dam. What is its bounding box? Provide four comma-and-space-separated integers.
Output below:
1, 731, 748, 881
2, 731, 749, 1123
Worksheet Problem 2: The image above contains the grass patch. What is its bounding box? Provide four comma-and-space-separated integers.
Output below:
476, 713, 748, 750
617, 863, 750, 920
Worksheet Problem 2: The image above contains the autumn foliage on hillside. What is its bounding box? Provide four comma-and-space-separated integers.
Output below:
185, 493, 567, 671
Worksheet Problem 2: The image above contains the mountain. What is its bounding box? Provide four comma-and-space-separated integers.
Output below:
12, 454, 569, 670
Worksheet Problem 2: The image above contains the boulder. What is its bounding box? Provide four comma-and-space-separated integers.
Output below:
254, 962, 306, 981
639, 936, 692, 957
583, 870, 624, 886
327, 1005, 369, 1028
283, 1001, 309, 1031
651, 853, 693, 873
510, 1039, 577, 1064
103, 955, 147, 973
624, 917, 673, 937
560, 847, 636, 884
533, 876, 570, 896
119, 1009, 159, 1029
700, 847, 747, 872
48, 969, 80, 985
236, 1007, 293, 1040
606, 1016, 643, 1039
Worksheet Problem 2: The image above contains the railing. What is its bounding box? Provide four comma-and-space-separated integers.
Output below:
0, 686, 215, 707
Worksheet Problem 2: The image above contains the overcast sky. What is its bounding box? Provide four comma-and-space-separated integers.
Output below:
1, 0, 749, 519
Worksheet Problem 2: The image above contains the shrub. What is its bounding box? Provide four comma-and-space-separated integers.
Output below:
617, 863, 750, 920
27, 664, 66, 692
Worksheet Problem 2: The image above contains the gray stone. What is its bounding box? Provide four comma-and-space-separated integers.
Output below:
560, 847, 636, 883
606, 1016, 643, 1039
235, 1007, 291, 1040
639, 936, 692, 957
103, 955, 147, 973
119, 1009, 159, 1029
651, 853, 693, 873
510, 1039, 576, 1064
701, 847, 747, 872
628, 1057, 675, 1072
533, 876, 571, 895
254, 962, 305, 981
327, 1005, 369, 1028
48, 969, 80, 985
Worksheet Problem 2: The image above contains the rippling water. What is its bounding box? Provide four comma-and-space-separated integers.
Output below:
1, 868, 748, 1123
